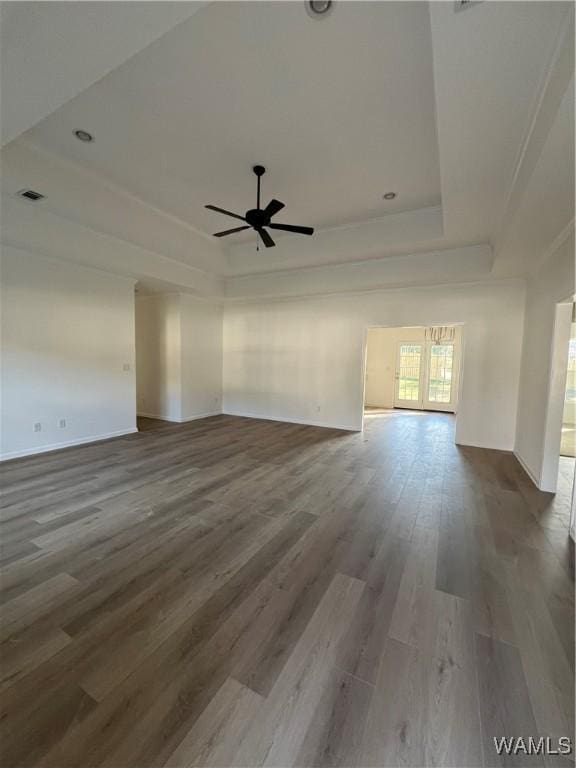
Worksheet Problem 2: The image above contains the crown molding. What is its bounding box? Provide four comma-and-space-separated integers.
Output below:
223, 275, 525, 307
16, 138, 219, 247
533, 217, 575, 275
1, 195, 224, 298
224, 243, 499, 302
1, 191, 218, 282
493, 5, 575, 257
1, 241, 139, 286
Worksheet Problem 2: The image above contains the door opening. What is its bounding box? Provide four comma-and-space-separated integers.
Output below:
364, 325, 462, 418
560, 304, 575, 543
560, 309, 576, 459
539, 298, 575, 546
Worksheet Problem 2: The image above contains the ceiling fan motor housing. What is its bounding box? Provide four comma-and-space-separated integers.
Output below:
245, 208, 271, 227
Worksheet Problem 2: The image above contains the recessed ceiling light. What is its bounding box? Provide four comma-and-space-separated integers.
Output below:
383, 192, 396, 200
74, 129, 94, 143
306, 0, 333, 19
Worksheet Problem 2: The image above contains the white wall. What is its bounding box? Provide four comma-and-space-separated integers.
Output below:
7, 242, 564, 465
365, 327, 401, 408
135, 294, 182, 421
135, 292, 223, 422
180, 294, 223, 420
515, 232, 575, 489
1, 245, 137, 459
223, 279, 525, 449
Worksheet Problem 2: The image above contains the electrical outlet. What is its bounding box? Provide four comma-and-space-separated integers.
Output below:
316, 405, 321, 413
122, 363, 131, 372
59, 418, 66, 429
33, 422, 42, 433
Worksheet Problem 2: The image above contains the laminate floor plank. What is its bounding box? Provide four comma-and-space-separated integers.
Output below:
162, 677, 264, 768
293, 666, 373, 768
359, 637, 429, 767
475, 634, 542, 767
503, 555, 575, 765
337, 534, 410, 685
1, 572, 81, 641
0, 412, 573, 768
388, 525, 439, 650
32, 510, 316, 768
1, 625, 72, 690
231, 572, 365, 768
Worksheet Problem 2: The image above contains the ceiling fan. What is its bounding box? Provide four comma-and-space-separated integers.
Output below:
205, 165, 314, 248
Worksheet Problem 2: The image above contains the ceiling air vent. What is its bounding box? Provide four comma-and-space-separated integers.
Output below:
454, 0, 482, 11
18, 189, 45, 201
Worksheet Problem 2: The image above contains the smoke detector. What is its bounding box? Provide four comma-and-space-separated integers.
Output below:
18, 189, 45, 201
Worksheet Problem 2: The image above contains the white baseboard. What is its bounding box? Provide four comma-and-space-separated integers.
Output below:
137, 411, 222, 423
455, 437, 514, 452
179, 411, 222, 422
222, 410, 359, 432
513, 450, 542, 489
139, 409, 356, 430
0, 428, 138, 462
137, 412, 170, 420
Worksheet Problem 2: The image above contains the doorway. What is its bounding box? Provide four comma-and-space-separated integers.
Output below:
540, 299, 575, 546
561, 305, 575, 542
364, 325, 462, 417
560, 310, 576, 458
541, 300, 575, 491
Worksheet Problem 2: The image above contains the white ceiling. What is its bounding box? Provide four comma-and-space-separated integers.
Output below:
429, 0, 569, 244
1, 0, 573, 297
0, 2, 206, 146
19, 1, 441, 235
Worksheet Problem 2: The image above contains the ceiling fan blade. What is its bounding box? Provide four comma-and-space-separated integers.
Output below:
205, 204, 246, 222
263, 198, 285, 218
213, 225, 251, 237
269, 223, 314, 235
257, 228, 275, 248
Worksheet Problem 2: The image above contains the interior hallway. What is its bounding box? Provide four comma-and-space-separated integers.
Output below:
1, 412, 573, 767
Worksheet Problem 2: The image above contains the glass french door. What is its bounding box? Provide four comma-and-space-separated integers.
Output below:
394, 344, 425, 409
394, 341, 457, 412
425, 343, 456, 411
